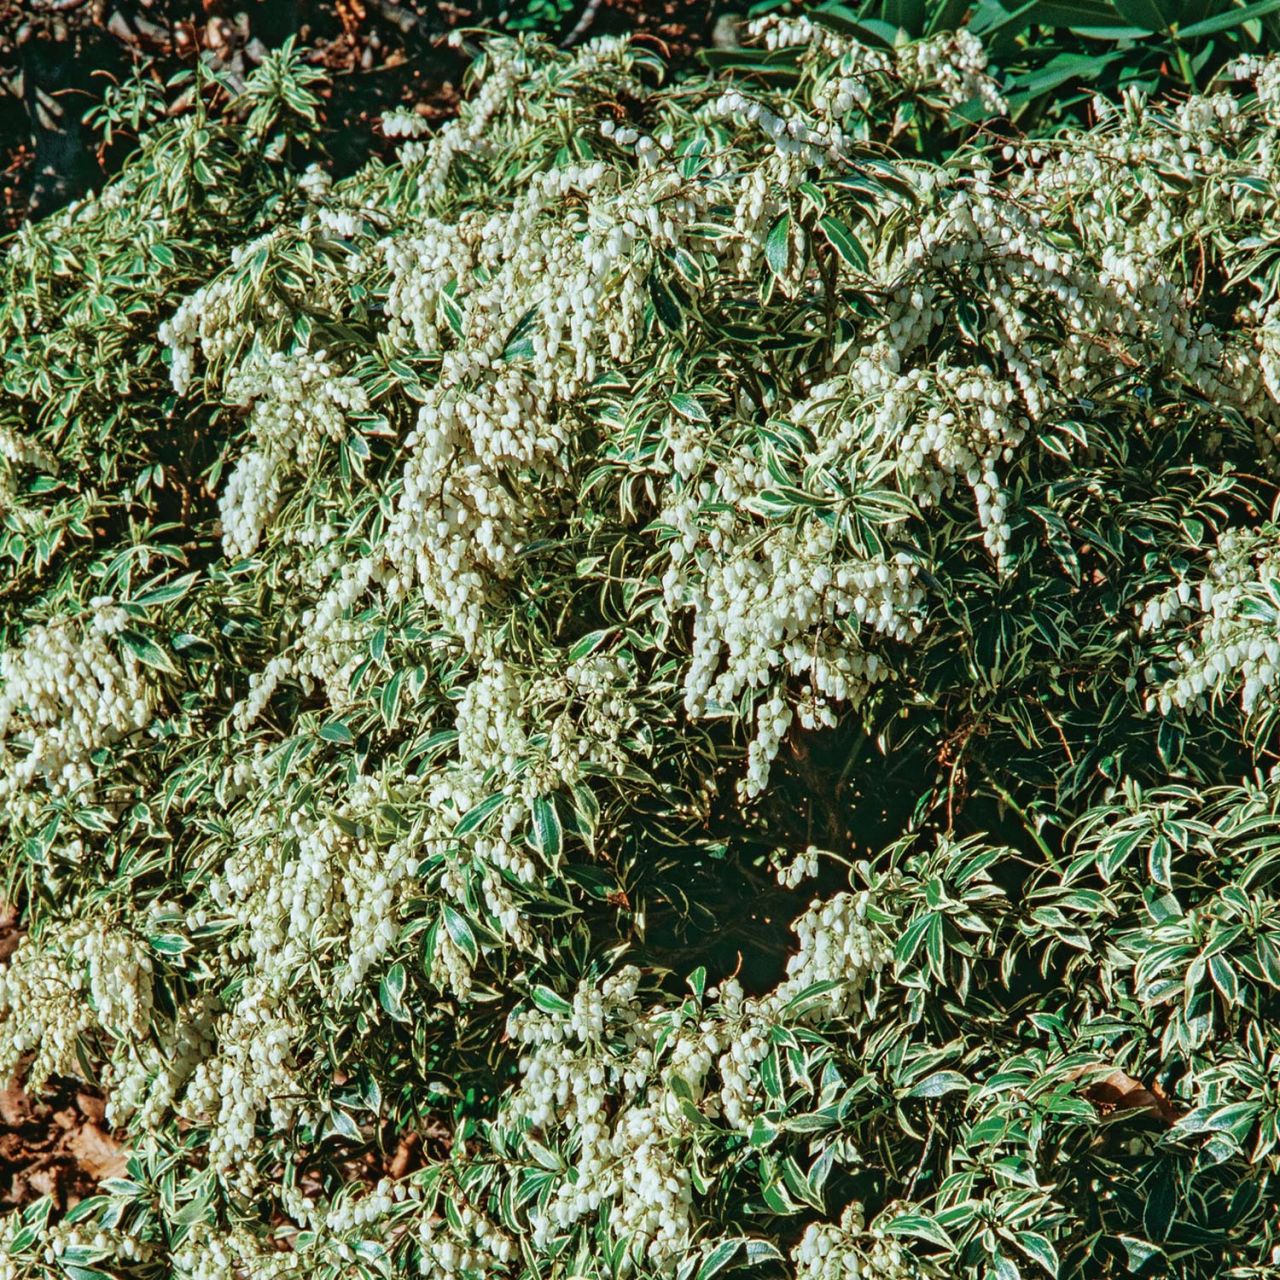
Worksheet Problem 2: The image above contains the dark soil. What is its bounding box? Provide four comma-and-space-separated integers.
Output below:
0, 0, 726, 230
0, 906, 128, 1213
0, 1076, 127, 1212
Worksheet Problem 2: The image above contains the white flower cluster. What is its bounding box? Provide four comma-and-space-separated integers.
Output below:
794, 1203, 919, 1280
775, 843, 823, 888
505, 966, 696, 1270
710, 88, 850, 167
994, 110, 1279, 438
775, 890, 888, 1022
208, 759, 425, 1005
363, 141, 725, 655
0, 919, 157, 1090
1139, 528, 1280, 714
498, 889, 889, 1267
394, 48, 532, 201
219, 349, 369, 559
176, 979, 303, 1174
159, 232, 284, 396
662, 491, 921, 796
297, 161, 332, 200
106, 995, 218, 1131
750, 14, 848, 58
381, 106, 430, 139
0, 598, 155, 824
77, 923, 154, 1042
170, 1223, 301, 1280
899, 30, 1007, 116
0, 420, 55, 473
20, 1215, 154, 1280
713, 890, 888, 1128
379, 216, 474, 354
0, 934, 94, 1086
233, 557, 374, 729
1231, 53, 1280, 126
416, 1196, 517, 1277
624, 38, 1280, 792
749, 14, 1005, 116
798, 363, 1024, 565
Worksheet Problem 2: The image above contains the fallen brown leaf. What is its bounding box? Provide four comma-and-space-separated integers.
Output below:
1068, 1064, 1184, 1127
0, 1084, 35, 1128
75, 1092, 106, 1125
62, 1123, 127, 1181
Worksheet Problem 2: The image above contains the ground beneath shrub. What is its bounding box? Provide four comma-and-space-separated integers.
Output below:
0, 906, 128, 1212
0, 1077, 127, 1212
0, 0, 723, 230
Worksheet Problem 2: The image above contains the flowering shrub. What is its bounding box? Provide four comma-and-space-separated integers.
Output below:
4, 16, 1280, 1280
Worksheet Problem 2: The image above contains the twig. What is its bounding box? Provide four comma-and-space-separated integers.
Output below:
561, 0, 605, 49
904, 1112, 936, 1200
978, 767, 1062, 872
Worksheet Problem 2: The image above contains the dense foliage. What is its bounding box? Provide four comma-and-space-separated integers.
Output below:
5, 10, 1280, 1280
738, 0, 1280, 121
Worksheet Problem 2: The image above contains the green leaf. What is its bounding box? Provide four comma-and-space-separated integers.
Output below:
132, 572, 198, 607
524, 1136, 562, 1171
1148, 833, 1172, 888
1118, 1237, 1164, 1271
894, 913, 934, 974
671, 392, 709, 422
380, 669, 404, 728
441, 906, 478, 965
882, 1212, 955, 1251
379, 962, 409, 1022
1209, 954, 1240, 1005
1011, 1231, 1059, 1277
1006, 51, 1127, 99
172, 1193, 214, 1226
991, 1254, 1022, 1280
818, 215, 867, 270
455, 792, 506, 837
1207, 1100, 1261, 1137
319, 719, 355, 745
696, 1238, 743, 1280
1144, 1167, 1176, 1241
649, 273, 684, 330
119, 628, 177, 674
328, 1108, 361, 1141
147, 934, 190, 956
1111, 0, 1178, 32
759, 1048, 784, 1101
743, 1240, 785, 1265
957, 296, 984, 344
568, 629, 614, 662
529, 796, 563, 862
1179, 0, 1280, 37
906, 1070, 969, 1099
531, 985, 573, 1016
563, 863, 617, 899
765, 213, 792, 279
